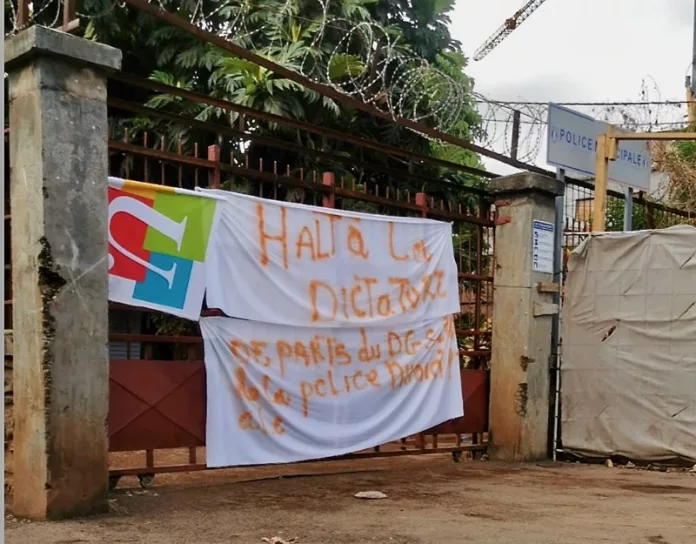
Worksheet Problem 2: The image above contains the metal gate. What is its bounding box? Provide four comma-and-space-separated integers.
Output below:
104, 73, 495, 484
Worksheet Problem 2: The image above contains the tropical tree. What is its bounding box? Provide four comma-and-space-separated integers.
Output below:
82, 0, 480, 186
7, 1, 483, 190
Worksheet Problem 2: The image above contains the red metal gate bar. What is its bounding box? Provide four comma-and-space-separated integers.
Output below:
109, 444, 487, 479
107, 98, 493, 193
109, 72, 497, 183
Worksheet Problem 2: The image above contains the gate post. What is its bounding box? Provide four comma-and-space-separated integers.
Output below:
6, 26, 121, 519
488, 173, 564, 461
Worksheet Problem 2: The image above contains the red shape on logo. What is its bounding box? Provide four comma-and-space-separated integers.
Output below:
108, 187, 154, 282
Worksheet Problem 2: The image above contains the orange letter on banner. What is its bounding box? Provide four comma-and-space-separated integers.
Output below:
300, 381, 314, 417
387, 332, 402, 357
233, 367, 259, 402
350, 284, 366, 318
276, 340, 293, 373
309, 280, 338, 323
295, 226, 316, 261
412, 239, 432, 263
346, 222, 369, 260
358, 328, 381, 362
313, 218, 335, 260
376, 295, 393, 317
388, 222, 409, 261
385, 361, 404, 389
366, 368, 380, 388
434, 269, 447, 298
273, 417, 286, 435
238, 411, 259, 432
333, 340, 351, 366
421, 270, 447, 302
313, 214, 341, 259
257, 203, 288, 269
355, 276, 377, 317
389, 277, 420, 313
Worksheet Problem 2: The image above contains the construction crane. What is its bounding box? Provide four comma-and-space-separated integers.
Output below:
473, 0, 550, 61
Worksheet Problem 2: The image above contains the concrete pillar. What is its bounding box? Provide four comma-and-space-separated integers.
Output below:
488, 173, 564, 462
6, 26, 121, 519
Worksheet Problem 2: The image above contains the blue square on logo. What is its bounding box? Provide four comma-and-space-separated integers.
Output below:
133, 252, 193, 310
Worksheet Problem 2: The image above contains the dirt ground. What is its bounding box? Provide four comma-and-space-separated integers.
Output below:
6, 455, 696, 544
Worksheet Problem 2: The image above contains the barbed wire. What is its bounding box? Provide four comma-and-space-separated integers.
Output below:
473, 77, 688, 163
5, 0, 63, 35
7, 0, 475, 141
472, 96, 545, 162
5, 1, 690, 165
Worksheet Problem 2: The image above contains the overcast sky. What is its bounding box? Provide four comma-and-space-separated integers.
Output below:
449, 0, 694, 174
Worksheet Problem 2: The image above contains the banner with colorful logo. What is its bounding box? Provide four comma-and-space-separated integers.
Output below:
107, 177, 222, 321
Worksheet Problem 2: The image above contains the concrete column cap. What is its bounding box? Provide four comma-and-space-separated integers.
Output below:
5, 25, 122, 73
488, 173, 565, 198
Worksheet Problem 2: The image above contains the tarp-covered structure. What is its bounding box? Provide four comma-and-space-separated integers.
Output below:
562, 226, 696, 462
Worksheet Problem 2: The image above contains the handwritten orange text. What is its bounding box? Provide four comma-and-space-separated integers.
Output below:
232, 366, 290, 436
255, 203, 439, 270
299, 368, 380, 417
308, 270, 448, 323
388, 222, 432, 263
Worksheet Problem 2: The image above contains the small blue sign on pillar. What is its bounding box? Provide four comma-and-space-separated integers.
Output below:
532, 220, 554, 274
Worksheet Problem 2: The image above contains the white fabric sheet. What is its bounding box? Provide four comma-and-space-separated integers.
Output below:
200, 189, 460, 327
200, 315, 463, 467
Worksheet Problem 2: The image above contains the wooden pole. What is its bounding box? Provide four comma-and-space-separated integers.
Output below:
592, 128, 613, 232
591, 124, 696, 232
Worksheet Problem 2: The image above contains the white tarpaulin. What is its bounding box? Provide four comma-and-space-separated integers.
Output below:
200, 189, 459, 327
200, 315, 463, 467
561, 226, 696, 462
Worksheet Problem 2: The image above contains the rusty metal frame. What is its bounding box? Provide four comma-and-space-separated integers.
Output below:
8, 0, 499, 478
109, 73, 497, 185
5, 139, 494, 483
105, 118, 494, 479
15, 0, 79, 33
108, 97, 492, 199
108, 353, 488, 479
109, 139, 495, 227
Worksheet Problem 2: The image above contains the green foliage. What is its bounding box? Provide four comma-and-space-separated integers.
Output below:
328, 54, 366, 81
149, 314, 198, 337
673, 139, 696, 163
8, 0, 487, 227
69, 0, 483, 198
605, 197, 647, 232
604, 196, 687, 231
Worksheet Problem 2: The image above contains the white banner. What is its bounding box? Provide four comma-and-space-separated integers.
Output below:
200, 315, 463, 467
201, 190, 460, 327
